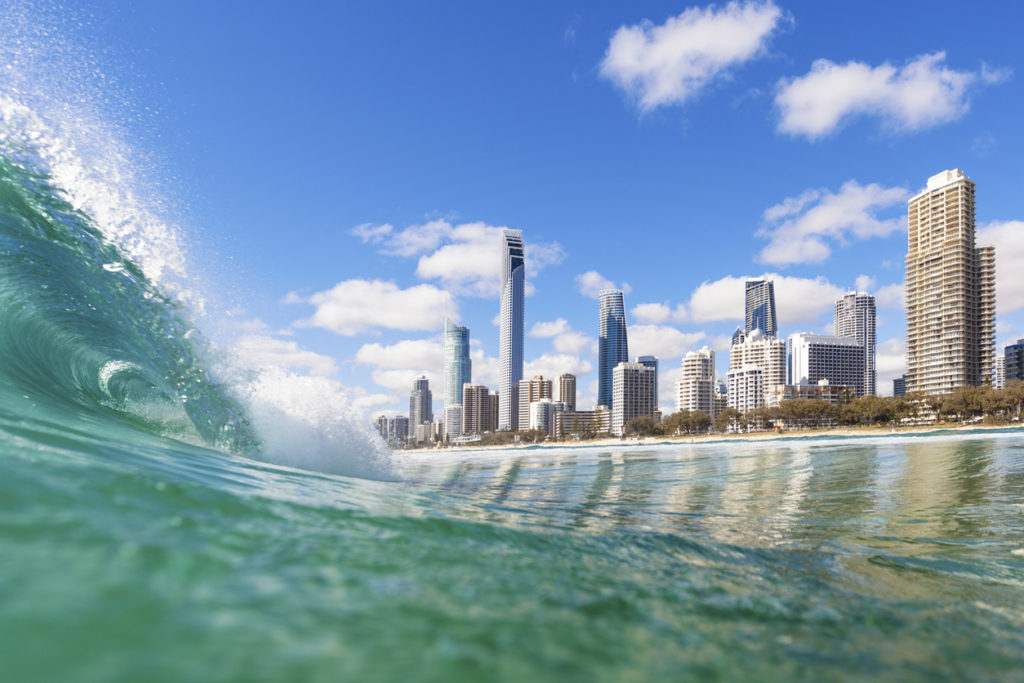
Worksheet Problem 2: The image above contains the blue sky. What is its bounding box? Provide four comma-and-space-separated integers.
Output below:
5, 1, 1023, 416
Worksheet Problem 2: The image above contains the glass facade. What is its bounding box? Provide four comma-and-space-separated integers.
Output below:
598, 289, 628, 408
444, 318, 471, 409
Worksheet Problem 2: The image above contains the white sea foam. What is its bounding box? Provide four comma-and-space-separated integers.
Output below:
232, 367, 400, 481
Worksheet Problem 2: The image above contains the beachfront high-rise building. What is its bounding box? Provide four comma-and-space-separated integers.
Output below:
636, 355, 659, 408
461, 384, 491, 435
443, 404, 462, 441
787, 333, 865, 396
727, 366, 764, 414
409, 376, 432, 428
834, 292, 877, 396
893, 375, 907, 398
529, 399, 567, 437
488, 393, 499, 433
905, 169, 996, 395
518, 375, 553, 431
443, 318, 471, 410
555, 373, 576, 411
994, 355, 1006, 390
730, 329, 786, 388
611, 362, 657, 436
745, 280, 778, 338
499, 229, 525, 429
676, 346, 717, 417
1005, 339, 1024, 383
598, 289, 628, 408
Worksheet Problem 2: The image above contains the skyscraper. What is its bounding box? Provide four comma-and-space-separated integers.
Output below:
636, 355, 659, 408
905, 170, 996, 395
1005, 339, 1024, 383
787, 332, 866, 396
461, 384, 491, 435
409, 376, 432, 428
598, 289, 628, 408
730, 329, 786, 388
745, 280, 778, 338
443, 317, 471, 409
555, 373, 576, 411
499, 229, 525, 430
518, 375, 553, 431
676, 346, 717, 417
834, 292, 877, 396
611, 362, 657, 436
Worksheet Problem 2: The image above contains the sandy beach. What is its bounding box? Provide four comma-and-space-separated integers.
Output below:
408, 422, 1024, 454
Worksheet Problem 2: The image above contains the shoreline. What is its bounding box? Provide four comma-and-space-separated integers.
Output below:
400, 422, 1024, 455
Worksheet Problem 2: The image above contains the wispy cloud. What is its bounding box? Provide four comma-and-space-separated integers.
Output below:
288, 279, 451, 336
601, 1, 785, 111
757, 180, 909, 265
575, 270, 631, 299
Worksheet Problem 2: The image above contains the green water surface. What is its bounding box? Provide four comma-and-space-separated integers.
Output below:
2, 426, 1023, 682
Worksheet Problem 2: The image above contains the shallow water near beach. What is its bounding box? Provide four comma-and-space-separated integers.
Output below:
4, 428, 1024, 681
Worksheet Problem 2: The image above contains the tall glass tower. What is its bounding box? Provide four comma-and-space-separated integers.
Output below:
598, 289, 628, 408
745, 280, 777, 338
499, 229, 525, 430
443, 317, 471, 409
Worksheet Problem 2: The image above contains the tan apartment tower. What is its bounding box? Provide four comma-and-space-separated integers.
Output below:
555, 373, 576, 411
517, 376, 552, 431
905, 169, 995, 395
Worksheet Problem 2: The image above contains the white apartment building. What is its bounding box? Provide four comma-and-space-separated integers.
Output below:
729, 329, 785, 409
727, 366, 764, 414
676, 346, 718, 417
612, 362, 658, 436
905, 169, 995, 395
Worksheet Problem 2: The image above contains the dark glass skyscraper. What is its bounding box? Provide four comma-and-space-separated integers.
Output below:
745, 280, 777, 338
598, 289, 628, 408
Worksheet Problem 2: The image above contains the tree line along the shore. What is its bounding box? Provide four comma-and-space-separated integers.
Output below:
629, 381, 1024, 437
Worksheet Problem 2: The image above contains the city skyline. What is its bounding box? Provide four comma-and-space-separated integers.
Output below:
19, 3, 1022, 420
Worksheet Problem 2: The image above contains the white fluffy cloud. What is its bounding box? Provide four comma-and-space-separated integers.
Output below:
525, 353, 593, 381
351, 222, 394, 245
631, 302, 688, 324
876, 337, 906, 396
601, 1, 785, 110
290, 279, 451, 336
775, 52, 1009, 139
874, 282, 904, 311
659, 365, 683, 414
977, 220, 1024, 316
758, 180, 909, 265
575, 270, 631, 299
530, 318, 593, 354
687, 273, 846, 327
355, 338, 444, 373
232, 335, 340, 377
354, 338, 445, 395
353, 220, 565, 297
629, 324, 705, 361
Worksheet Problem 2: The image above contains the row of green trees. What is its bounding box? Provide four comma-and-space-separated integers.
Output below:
623, 381, 1024, 437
